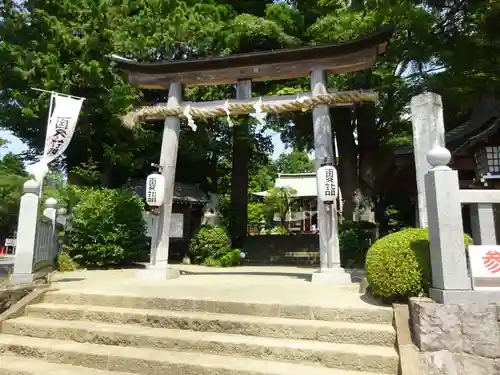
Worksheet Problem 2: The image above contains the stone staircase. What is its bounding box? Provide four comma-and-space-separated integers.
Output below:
0, 289, 399, 375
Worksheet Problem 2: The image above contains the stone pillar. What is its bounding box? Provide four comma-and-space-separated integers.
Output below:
425, 146, 472, 304
10, 180, 40, 284
410, 93, 446, 228
310, 70, 351, 285
138, 83, 182, 280
470, 203, 497, 245
44, 197, 58, 251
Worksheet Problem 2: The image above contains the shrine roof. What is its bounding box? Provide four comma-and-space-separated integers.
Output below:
111, 28, 393, 88
253, 173, 317, 198
126, 180, 208, 204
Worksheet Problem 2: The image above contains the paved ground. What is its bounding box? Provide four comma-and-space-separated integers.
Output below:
50, 265, 389, 312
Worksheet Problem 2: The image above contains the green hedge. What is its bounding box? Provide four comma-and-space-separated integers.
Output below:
65, 188, 148, 268
189, 225, 242, 267
365, 228, 472, 300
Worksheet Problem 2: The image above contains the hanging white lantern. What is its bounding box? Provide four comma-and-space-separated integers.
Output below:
145, 173, 165, 206
316, 165, 338, 203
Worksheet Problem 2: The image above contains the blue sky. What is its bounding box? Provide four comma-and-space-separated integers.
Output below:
0, 130, 28, 158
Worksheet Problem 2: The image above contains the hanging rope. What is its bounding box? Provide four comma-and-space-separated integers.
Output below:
122, 90, 377, 128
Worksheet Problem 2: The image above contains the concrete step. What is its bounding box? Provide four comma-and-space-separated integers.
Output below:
0, 335, 390, 375
2, 317, 398, 374
26, 303, 395, 347
0, 355, 135, 375
42, 290, 393, 324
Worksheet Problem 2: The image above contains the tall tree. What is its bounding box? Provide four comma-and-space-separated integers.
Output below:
274, 150, 314, 174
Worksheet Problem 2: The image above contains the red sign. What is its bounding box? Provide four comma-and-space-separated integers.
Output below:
482, 250, 500, 274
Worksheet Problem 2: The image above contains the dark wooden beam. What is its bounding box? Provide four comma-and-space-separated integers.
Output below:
112, 28, 393, 88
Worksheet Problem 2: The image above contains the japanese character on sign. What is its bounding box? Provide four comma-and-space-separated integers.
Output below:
147, 178, 157, 204
325, 168, 335, 182
46, 117, 71, 157
55, 117, 70, 137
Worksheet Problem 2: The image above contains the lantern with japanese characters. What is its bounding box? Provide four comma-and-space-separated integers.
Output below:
145, 173, 165, 206
316, 164, 338, 203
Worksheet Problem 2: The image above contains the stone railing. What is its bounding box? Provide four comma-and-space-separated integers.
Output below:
10, 180, 66, 283
460, 190, 500, 245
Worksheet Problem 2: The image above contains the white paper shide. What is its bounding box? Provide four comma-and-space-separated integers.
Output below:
145, 173, 165, 206
317, 165, 338, 202
43, 94, 85, 164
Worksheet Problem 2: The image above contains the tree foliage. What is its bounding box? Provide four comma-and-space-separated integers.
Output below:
0, 144, 28, 243
0, 0, 498, 238
274, 150, 314, 174
264, 186, 298, 231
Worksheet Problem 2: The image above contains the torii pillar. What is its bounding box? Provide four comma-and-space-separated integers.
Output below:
137, 82, 182, 280
310, 69, 351, 285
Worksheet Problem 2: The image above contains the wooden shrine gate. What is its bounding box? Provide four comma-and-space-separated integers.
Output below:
111, 28, 393, 282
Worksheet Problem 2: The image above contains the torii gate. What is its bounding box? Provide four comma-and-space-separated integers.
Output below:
112, 28, 392, 282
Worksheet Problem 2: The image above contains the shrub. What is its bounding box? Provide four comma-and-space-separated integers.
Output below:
189, 225, 230, 261
204, 249, 242, 267
65, 188, 148, 268
268, 225, 288, 235
365, 228, 472, 300
339, 221, 376, 268
56, 252, 77, 272
247, 203, 266, 224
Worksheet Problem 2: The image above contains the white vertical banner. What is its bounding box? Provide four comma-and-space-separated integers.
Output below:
42, 93, 84, 164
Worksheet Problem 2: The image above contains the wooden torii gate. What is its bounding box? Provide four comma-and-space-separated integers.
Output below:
112, 28, 392, 281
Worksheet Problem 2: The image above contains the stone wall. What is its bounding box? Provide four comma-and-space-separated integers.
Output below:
243, 235, 319, 266
410, 297, 500, 375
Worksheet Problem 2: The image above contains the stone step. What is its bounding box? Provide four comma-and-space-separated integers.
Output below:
0, 355, 135, 375
26, 303, 395, 347
2, 317, 398, 374
0, 335, 390, 375
42, 290, 393, 324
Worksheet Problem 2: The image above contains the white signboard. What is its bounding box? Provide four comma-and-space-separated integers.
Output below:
143, 212, 184, 238
316, 165, 338, 202
467, 245, 500, 290
4, 238, 16, 247
170, 213, 184, 238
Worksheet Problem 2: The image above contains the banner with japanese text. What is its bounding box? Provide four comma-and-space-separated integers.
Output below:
42, 93, 84, 164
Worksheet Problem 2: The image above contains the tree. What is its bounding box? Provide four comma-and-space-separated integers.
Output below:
264, 186, 298, 231
0, 148, 28, 245
274, 150, 314, 174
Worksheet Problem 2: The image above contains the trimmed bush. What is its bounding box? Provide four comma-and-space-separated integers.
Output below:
204, 249, 242, 267
65, 188, 148, 268
365, 228, 472, 299
189, 225, 230, 262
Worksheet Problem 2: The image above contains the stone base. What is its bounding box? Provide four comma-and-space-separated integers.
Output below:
311, 267, 352, 285
429, 288, 500, 304
9, 273, 36, 284
136, 264, 180, 281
